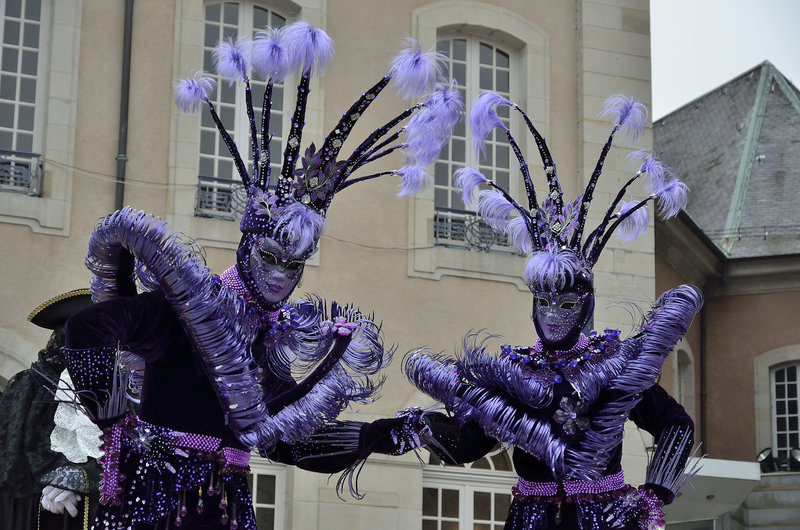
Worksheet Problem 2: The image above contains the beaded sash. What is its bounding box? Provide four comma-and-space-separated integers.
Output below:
514, 470, 625, 498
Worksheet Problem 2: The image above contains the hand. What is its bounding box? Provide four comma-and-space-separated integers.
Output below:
41, 486, 81, 517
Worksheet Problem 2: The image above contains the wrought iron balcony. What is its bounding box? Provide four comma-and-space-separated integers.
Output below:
434, 207, 518, 255
195, 175, 247, 220
0, 149, 42, 196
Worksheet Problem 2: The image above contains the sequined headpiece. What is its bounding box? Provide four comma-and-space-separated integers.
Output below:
456, 93, 688, 291
175, 22, 461, 306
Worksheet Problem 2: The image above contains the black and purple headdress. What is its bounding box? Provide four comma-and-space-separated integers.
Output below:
174, 23, 460, 303
455, 92, 687, 291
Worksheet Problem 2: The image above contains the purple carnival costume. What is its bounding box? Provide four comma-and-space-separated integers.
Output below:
60, 22, 459, 529
403, 93, 703, 529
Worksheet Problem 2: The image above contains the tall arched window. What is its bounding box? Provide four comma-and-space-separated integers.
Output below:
0, 0, 48, 195
771, 363, 800, 464
196, 1, 288, 218
433, 35, 514, 253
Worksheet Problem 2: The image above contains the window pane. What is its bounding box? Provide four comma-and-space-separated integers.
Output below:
434, 187, 448, 208
437, 40, 449, 55
0, 75, 15, 99
271, 13, 286, 27
479, 67, 493, 90
479, 43, 493, 65
6, 0, 22, 17
200, 130, 216, 155
2, 47, 18, 72
422, 521, 436, 530
474, 491, 490, 519
17, 132, 31, 151
203, 49, 214, 71
0, 102, 13, 127
25, 0, 42, 21
220, 104, 235, 124
452, 39, 466, 61
220, 82, 235, 104
789, 401, 798, 415
442, 522, 459, 530
253, 7, 269, 30
789, 416, 798, 430
777, 385, 785, 399
21, 49, 37, 75
255, 507, 275, 530
496, 49, 509, 68
496, 145, 509, 169
23, 22, 39, 48
204, 23, 218, 47
788, 366, 797, 381
778, 401, 786, 414
219, 159, 233, 179
495, 493, 511, 519
776, 369, 785, 383
256, 475, 276, 504
472, 458, 490, 470
18, 103, 33, 130
223, 3, 238, 25
790, 384, 797, 398
475, 525, 490, 530
496, 70, 509, 93
205, 3, 220, 21
452, 63, 466, 85
451, 139, 465, 163
199, 157, 215, 177
0, 130, 11, 149
434, 162, 449, 186
3, 20, 20, 45
422, 488, 438, 516
441, 489, 459, 518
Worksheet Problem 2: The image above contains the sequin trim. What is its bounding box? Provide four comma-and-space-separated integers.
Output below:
515, 470, 625, 497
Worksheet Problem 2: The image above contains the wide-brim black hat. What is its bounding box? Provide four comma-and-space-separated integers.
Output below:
27, 289, 93, 330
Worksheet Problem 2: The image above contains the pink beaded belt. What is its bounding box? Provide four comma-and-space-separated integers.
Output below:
99, 414, 251, 506
515, 470, 625, 497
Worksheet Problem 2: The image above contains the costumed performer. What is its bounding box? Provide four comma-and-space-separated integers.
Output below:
0, 289, 101, 530
402, 93, 703, 529
59, 22, 461, 529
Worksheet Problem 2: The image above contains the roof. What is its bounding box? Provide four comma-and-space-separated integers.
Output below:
654, 61, 800, 259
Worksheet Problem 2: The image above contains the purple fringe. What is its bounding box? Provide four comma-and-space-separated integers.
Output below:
505, 216, 533, 254
390, 39, 444, 99
477, 189, 514, 231
283, 22, 333, 75
454, 167, 488, 207
173, 73, 215, 113
627, 150, 672, 194
274, 201, 326, 256
252, 26, 290, 81
397, 164, 430, 197
616, 201, 649, 242
470, 91, 511, 156
404, 82, 463, 167
214, 37, 250, 82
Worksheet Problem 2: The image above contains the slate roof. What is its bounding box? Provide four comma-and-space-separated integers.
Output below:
654, 61, 800, 259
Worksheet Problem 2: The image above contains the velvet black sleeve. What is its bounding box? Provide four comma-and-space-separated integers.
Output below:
630, 384, 695, 504
421, 412, 498, 465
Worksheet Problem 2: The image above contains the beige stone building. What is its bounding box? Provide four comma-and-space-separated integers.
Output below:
0, 0, 736, 528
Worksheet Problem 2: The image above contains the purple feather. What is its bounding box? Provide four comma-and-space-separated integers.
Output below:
390, 39, 444, 99
470, 91, 511, 156
655, 180, 688, 218
397, 164, 431, 197
627, 149, 672, 194
616, 201, 649, 241
273, 201, 326, 256
173, 73, 215, 113
601, 94, 647, 143
454, 167, 488, 207
252, 26, 290, 81
214, 37, 250, 82
405, 82, 463, 166
477, 189, 514, 231
525, 246, 584, 291
283, 22, 333, 75
505, 216, 533, 254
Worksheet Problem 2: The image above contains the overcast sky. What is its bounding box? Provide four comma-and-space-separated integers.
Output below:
650, 0, 800, 120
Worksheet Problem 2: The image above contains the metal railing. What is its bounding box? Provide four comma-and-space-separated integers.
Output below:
0, 149, 42, 196
433, 207, 518, 255
195, 175, 246, 220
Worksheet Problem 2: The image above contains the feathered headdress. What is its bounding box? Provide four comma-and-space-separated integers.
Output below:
455, 92, 687, 290
175, 22, 460, 244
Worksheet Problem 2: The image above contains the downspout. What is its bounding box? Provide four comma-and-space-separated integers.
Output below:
115, 0, 134, 210
700, 262, 727, 448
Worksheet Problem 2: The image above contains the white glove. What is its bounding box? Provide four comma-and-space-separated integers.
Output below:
41, 485, 81, 517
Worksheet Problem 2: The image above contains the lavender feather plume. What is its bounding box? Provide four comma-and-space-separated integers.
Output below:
655, 180, 688, 219
525, 246, 584, 290
214, 37, 250, 82
476, 189, 514, 231
273, 201, 325, 255
283, 22, 333, 75
173, 72, 215, 113
252, 26, 290, 81
505, 216, 533, 254
397, 165, 431, 197
627, 150, 672, 194
404, 82, 463, 167
601, 94, 647, 143
470, 91, 511, 156
616, 201, 649, 241
454, 167, 488, 207
390, 39, 444, 99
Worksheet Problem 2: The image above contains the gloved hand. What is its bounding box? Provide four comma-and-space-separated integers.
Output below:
40, 485, 81, 517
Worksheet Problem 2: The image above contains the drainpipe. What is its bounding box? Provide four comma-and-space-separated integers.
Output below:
115, 0, 134, 210
700, 262, 727, 449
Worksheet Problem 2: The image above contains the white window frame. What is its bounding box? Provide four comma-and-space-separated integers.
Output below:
423, 448, 517, 530
754, 345, 800, 457
770, 362, 800, 463
408, 1, 550, 289
248, 458, 287, 529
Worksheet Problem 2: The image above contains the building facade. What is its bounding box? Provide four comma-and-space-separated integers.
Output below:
0, 1, 672, 528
